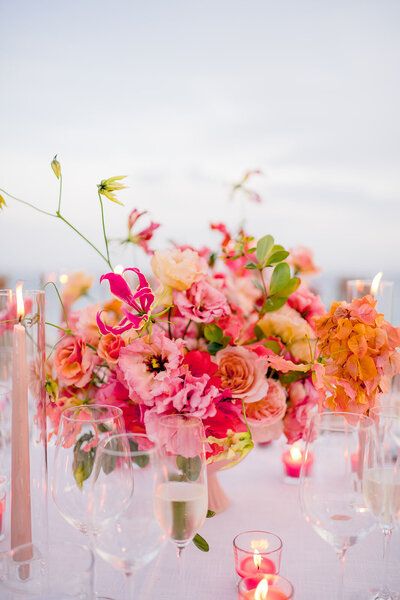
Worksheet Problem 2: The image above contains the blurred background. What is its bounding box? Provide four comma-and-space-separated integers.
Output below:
1, 0, 400, 319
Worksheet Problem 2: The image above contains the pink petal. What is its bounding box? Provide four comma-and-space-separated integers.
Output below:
96, 311, 133, 335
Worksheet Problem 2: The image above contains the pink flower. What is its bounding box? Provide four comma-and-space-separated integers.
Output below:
246, 379, 287, 443
127, 209, 160, 255
287, 285, 325, 326
217, 305, 246, 344
97, 268, 155, 335
98, 333, 125, 364
118, 331, 183, 406
95, 373, 146, 434
283, 378, 321, 443
71, 305, 101, 346
174, 279, 231, 324
171, 372, 221, 419
53, 336, 98, 388
288, 246, 319, 275
216, 346, 269, 404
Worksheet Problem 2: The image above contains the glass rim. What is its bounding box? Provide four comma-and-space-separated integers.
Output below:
311, 411, 374, 429
369, 405, 400, 418
98, 432, 158, 458
233, 530, 283, 553
0, 289, 45, 296
61, 403, 123, 424
158, 413, 204, 429
237, 573, 294, 597
5, 541, 94, 571
346, 279, 394, 288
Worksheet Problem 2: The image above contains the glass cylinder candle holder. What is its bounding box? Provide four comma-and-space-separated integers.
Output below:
0, 288, 47, 550
0, 541, 94, 598
346, 277, 394, 321
238, 574, 294, 599
233, 531, 282, 580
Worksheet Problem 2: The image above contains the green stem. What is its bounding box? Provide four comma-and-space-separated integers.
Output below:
43, 281, 70, 328
57, 174, 63, 213
56, 213, 112, 268
98, 192, 112, 269
182, 319, 192, 339
259, 268, 269, 302
45, 321, 72, 335
0, 188, 56, 217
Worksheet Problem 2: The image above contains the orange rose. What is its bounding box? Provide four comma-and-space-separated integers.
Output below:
53, 336, 98, 388
98, 333, 125, 365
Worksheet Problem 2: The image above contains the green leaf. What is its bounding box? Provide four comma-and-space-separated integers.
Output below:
245, 262, 259, 270
176, 455, 202, 481
256, 235, 274, 265
280, 370, 307, 384
254, 325, 265, 341
264, 339, 282, 354
193, 533, 210, 552
204, 324, 223, 344
261, 295, 288, 314
206, 510, 216, 518
207, 341, 223, 355
275, 276, 301, 298
129, 440, 150, 468
267, 250, 290, 265
73, 433, 96, 489
270, 262, 291, 295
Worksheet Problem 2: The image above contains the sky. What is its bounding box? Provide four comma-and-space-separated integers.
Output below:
1, 0, 400, 282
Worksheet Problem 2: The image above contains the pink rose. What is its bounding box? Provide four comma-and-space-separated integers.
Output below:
174, 279, 231, 324
98, 333, 125, 364
53, 336, 98, 388
216, 346, 268, 404
246, 379, 287, 443
287, 285, 325, 326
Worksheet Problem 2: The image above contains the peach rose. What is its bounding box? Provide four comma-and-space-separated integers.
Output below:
98, 333, 125, 365
216, 346, 268, 404
151, 248, 206, 291
246, 379, 287, 443
53, 336, 98, 388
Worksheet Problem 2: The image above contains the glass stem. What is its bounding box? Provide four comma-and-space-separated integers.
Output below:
177, 545, 186, 600
336, 548, 347, 600
379, 527, 392, 599
125, 572, 135, 600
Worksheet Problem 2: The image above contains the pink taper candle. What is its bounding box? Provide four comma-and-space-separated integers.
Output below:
11, 284, 32, 551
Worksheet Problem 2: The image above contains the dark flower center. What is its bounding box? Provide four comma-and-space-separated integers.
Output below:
146, 354, 166, 373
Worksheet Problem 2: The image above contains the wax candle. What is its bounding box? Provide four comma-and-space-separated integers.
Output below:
237, 554, 276, 577
282, 445, 313, 479
238, 575, 293, 600
11, 284, 32, 551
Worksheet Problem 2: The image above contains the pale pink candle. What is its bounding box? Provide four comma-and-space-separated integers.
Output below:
11, 284, 32, 551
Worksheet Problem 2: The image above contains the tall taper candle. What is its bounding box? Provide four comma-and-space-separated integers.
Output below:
11, 284, 32, 551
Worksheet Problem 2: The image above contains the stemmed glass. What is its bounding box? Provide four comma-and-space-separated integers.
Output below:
90, 433, 165, 600
154, 414, 208, 596
300, 412, 376, 600
363, 405, 400, 600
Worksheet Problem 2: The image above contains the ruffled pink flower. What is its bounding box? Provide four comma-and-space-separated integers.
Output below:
171, 372, 221, 419
216, 346, 269, 404
95, 373, 146, 434
246, 379, 287, 443
97, 268, 154, 335
283, 378, 321, 443
287, 285, 325, 326
174, 279, 231, 324
288, 246, 319, 275
217, 305, 246, 344
71, 304, 101, 346
53, 336, 98, 388
118, 331, 183, 406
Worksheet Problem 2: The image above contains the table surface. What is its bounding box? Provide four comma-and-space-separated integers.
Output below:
4, 442, 400, 600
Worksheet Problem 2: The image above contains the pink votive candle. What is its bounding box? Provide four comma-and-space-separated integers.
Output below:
282, 445, 313, 479
238, 574, 294, 599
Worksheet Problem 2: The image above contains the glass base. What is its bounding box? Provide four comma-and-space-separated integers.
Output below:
284, 475, 300, 485
370, 588, 399, 600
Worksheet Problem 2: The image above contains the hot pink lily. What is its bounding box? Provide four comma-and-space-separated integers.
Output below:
96, 268, 155, 335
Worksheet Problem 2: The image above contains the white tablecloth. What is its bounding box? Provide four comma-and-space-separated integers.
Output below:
43, 443, 400, 600
3, 443, 399, 599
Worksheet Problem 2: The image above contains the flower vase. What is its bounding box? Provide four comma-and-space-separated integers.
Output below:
207, 463, 230, 514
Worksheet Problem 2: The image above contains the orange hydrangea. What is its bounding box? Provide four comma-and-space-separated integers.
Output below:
314, 295, 400, 413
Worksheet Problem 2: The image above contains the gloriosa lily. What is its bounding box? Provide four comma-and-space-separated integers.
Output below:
96, 268, 155, 335
97, 175, 127, 205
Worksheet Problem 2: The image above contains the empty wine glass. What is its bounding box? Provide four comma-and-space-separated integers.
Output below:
52, 404, 126, 534
90, 433, 164, 599
364, 406, 400, 600
154, 414, 208, 597
300, 412, 376, 600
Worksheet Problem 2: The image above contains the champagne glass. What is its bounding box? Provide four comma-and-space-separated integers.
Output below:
52, 404, 126, 534
364, 406, 400, 600
154, 414, 208, 596
90, 433, 164, 600
300, 412, 376, 600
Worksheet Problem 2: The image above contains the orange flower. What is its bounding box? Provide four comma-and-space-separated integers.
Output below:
315, 295, 400, 413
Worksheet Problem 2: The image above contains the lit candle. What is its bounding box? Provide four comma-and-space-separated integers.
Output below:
282, 445, 313, 479
237, 548, 276, 578
11, 283, 32, 551
238, 575, 293, 600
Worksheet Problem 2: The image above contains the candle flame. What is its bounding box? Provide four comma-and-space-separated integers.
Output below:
59, 273, 69, 284
370, 272, 383, 297
253, 548, 262, 569
290, 445, 302, 462
255, 578, 269, 600
16, 282, 25, 319
251, 539, 269, 552
114, 264, 124, 275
